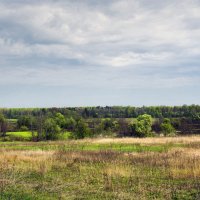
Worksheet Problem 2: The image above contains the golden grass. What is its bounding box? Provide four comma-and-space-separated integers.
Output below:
1, 147, 200, 180
88, 135, 200, 145
2, 135, 200, 148
1, 136, 200, 199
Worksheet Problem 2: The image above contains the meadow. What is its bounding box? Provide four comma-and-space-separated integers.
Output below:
1, 136, 200, 199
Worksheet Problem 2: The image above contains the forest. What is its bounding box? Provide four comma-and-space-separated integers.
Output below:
0, 105, 200, 141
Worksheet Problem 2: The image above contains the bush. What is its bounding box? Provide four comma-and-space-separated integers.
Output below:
20, 125, 29, 131
160, 118, 175, 136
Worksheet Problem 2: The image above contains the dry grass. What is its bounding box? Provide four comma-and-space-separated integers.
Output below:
1, 135, 200, 150
88, 135, 200, 145
1, 136, 200, 199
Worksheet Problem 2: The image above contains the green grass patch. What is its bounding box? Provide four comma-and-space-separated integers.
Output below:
1, 131, 73, 142
5, 131, 33, 141
0, 141, 183, 152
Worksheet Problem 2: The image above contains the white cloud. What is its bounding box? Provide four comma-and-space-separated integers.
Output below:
98, 52, 173, 67
0, 0, 200, 90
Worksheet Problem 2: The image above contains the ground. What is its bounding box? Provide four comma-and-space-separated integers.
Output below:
1, 136, 200, 199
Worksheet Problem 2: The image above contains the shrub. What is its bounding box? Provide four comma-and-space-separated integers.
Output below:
20, 125, 29, 131
160, 118, 175, 136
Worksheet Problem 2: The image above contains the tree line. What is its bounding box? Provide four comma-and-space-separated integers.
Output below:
0, 111, 196, 141
0, 105, 200, 141
1, 105, 200, 119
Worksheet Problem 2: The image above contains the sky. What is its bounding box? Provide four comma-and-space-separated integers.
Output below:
0, 0, 200, 107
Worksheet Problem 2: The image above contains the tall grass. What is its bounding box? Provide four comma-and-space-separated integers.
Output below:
0, 137, 200, 199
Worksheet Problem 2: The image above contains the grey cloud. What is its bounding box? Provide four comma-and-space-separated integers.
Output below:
0, 0, 200, 90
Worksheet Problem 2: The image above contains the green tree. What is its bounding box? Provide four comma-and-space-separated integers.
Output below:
35, 113, 45, 141
66, 117, 76, 131
0, 114, 7, 137
160, 118, 175, 136
55, 113, 66, 128
74, 119, 90, 139
135, 114, 153, 137
117, 118, 130, 137
17, 116, 32, 130
44, 118, 61, 140
101, 118, 114, 131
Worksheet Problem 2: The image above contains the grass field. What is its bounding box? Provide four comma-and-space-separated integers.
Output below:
1, 131, 72, 142
5, 131, 33, 141
1, 136, 200, 199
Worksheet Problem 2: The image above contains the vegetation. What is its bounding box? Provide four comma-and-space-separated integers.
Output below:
6, 131, 33, 141
0, 109, 200, 140
1, 105, 200, 119
0, 114, 7, 137
0, 137, 200, 199
0, 105, 200, 199
134, 114, 153, 137
74, 119, 90, 139
0, 105, 200, 141
160, 118, 175, 136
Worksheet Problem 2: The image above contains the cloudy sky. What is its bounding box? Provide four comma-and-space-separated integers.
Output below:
0, 0, 200, 107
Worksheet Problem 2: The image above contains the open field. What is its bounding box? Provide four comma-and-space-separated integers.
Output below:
1, 136, 200, 199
